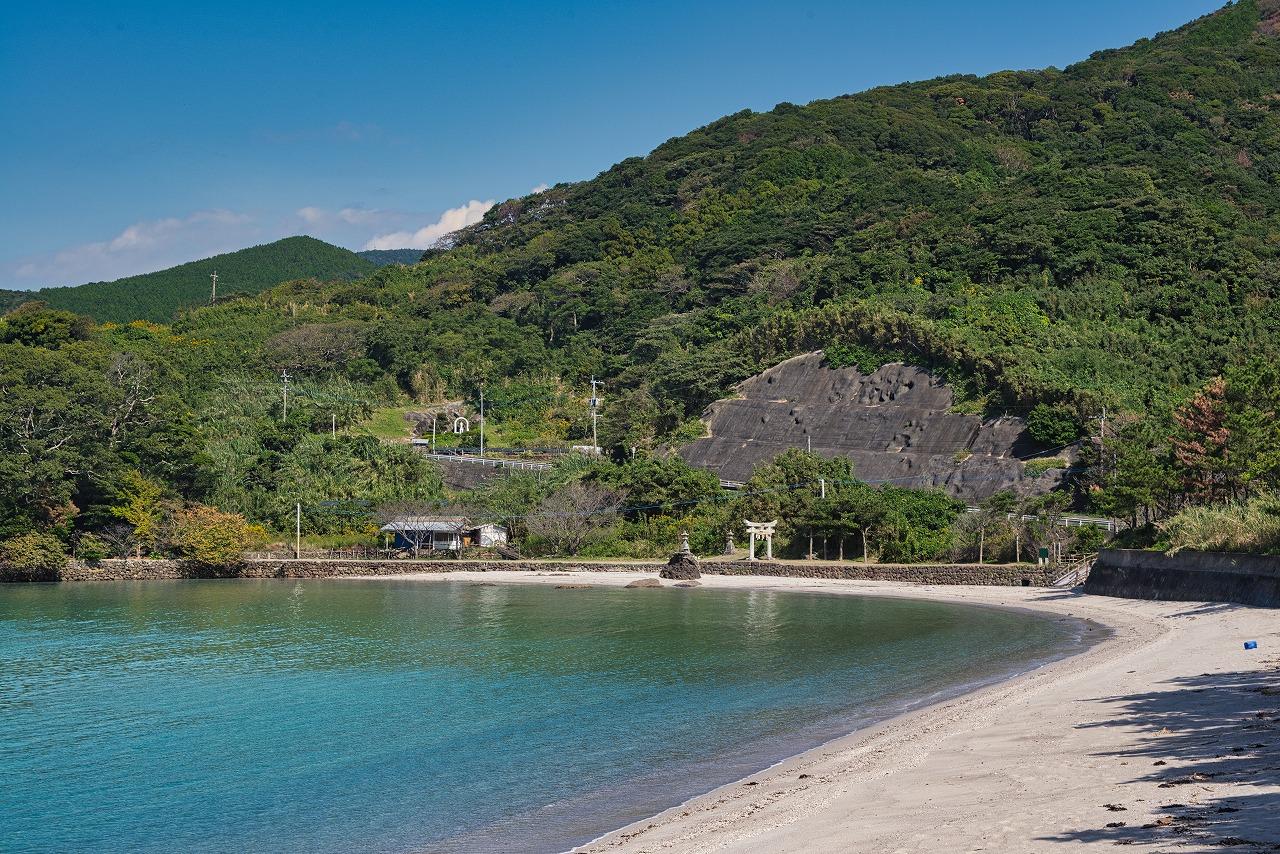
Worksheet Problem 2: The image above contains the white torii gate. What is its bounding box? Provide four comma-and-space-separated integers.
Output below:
744, 520, 777, 561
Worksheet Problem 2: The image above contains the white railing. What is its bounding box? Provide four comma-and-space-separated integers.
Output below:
964, 507, 1116, 532
416, 451, 553, 472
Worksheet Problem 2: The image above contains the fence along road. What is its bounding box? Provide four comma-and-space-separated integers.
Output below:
413, 445, 1114, 531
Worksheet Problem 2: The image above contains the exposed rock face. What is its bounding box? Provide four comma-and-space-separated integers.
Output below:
661, 552, 702, 580
625, 578, 663, 588
679, 351, 1052, 502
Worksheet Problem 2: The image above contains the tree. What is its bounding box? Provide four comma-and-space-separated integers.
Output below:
1171, 377, 1232, 502
955, 490, 1018, 564
877, 487, 960, 563
589, 452, 721, 519
0, 532, 68, 580
1221, 360, 1280, 497
264, 322, 366, 374
1026, 403, 1081, 448
168, 505, 264, 568
526, 482, 624, 555
108, 469, 168, 557
835, 484, 888, 563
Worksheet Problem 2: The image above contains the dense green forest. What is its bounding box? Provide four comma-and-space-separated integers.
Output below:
4, 0, 1280, 572
7, 236, 376, 324
357, 249, 426, 266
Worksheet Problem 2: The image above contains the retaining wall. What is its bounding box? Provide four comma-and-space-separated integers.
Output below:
1086, 548, 1280, 607
6, 559, 664, 583
705, 562, 1055, 586
6, 557, 1052, 586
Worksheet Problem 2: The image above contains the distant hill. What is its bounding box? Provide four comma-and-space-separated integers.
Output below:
0, 289, 26, 314
14, 236, 377, 324
357, 249, 424, 266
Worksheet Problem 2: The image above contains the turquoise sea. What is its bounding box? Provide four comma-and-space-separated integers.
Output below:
0, 579, 1082, 853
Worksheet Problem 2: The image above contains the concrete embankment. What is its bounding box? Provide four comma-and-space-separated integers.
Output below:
1086, 548, 1280, 607
706, 562, 1055, 586
19, 559, 662, 582
5, 558, 1052, 585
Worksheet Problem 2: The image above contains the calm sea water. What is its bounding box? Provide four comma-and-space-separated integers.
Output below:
0, 579, 1081, 853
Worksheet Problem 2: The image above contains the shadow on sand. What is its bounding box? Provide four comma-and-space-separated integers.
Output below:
1039, 639, 1279, 851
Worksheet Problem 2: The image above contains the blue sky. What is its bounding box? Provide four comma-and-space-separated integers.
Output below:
0, 0, 1222, 290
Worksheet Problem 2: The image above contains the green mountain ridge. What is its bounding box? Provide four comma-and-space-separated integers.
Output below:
4, 0, 1280, 551
3, 236, 375, 324
170, 0, 1278, 420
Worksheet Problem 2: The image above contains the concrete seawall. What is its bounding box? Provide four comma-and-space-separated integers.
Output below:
707, 562, 1055, 586
1086, 548, 1280, 607
5, 558, 1052, 586
22, 559, 663, 582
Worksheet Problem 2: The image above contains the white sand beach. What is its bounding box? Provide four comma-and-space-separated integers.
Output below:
371, 571, 1280, 853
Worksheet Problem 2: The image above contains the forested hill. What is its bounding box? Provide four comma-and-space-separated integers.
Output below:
357, 249, 425, 266
403, 0, 1279, 417
15, 236, 376, 324
6, 1, 1280, 555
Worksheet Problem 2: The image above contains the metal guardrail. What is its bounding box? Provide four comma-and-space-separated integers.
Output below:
720, 480, 1115, 531
410, 441, 571, 456
964, 507, 1116, 532
416, 451, 553, 472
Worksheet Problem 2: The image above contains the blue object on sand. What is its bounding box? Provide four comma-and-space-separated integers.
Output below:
1244, 640, 1258, 650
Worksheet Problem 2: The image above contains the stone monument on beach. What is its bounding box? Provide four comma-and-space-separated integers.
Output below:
661, 530, 701, 580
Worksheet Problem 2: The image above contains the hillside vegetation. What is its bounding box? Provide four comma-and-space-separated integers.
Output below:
12, 236, 376, 324
4, 1, 1280, 562
357, 249, 426, 266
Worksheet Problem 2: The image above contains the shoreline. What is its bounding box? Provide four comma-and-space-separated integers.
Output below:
359, 570, 1280, 852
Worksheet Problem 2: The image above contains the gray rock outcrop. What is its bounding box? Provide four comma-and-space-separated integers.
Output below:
679, 351, 1060, 502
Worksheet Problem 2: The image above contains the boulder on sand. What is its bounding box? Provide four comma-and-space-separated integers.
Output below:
661, 552, 701, 580
625, 578, 663, 589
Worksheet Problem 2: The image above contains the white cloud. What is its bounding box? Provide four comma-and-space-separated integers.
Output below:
4, 210, 259, 288
530, 183, 550, 194
296, 206, 326, 224
294, 205, 386, 227
363, 199, 495, 250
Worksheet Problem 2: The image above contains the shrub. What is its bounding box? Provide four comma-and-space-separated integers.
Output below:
0, 532, 68, 580
1023, 457, 1068, 477
1069, 524, 1108, 555
1160, 493, 1280, 555
1026, 403, 1081, 448
76, 533, 110, 564
169, 505, 266, 568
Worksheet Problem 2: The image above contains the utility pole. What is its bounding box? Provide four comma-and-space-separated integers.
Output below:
210, 270, 218, 305
1093, 405, 1110, 485
819, 477, 826, 499
280, 370, 291, 421
331, 414, 336, 437
294, 502, 301, 559
478, 386, 485, 459
589, 376, 603, 453
430, 413, 437, 453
